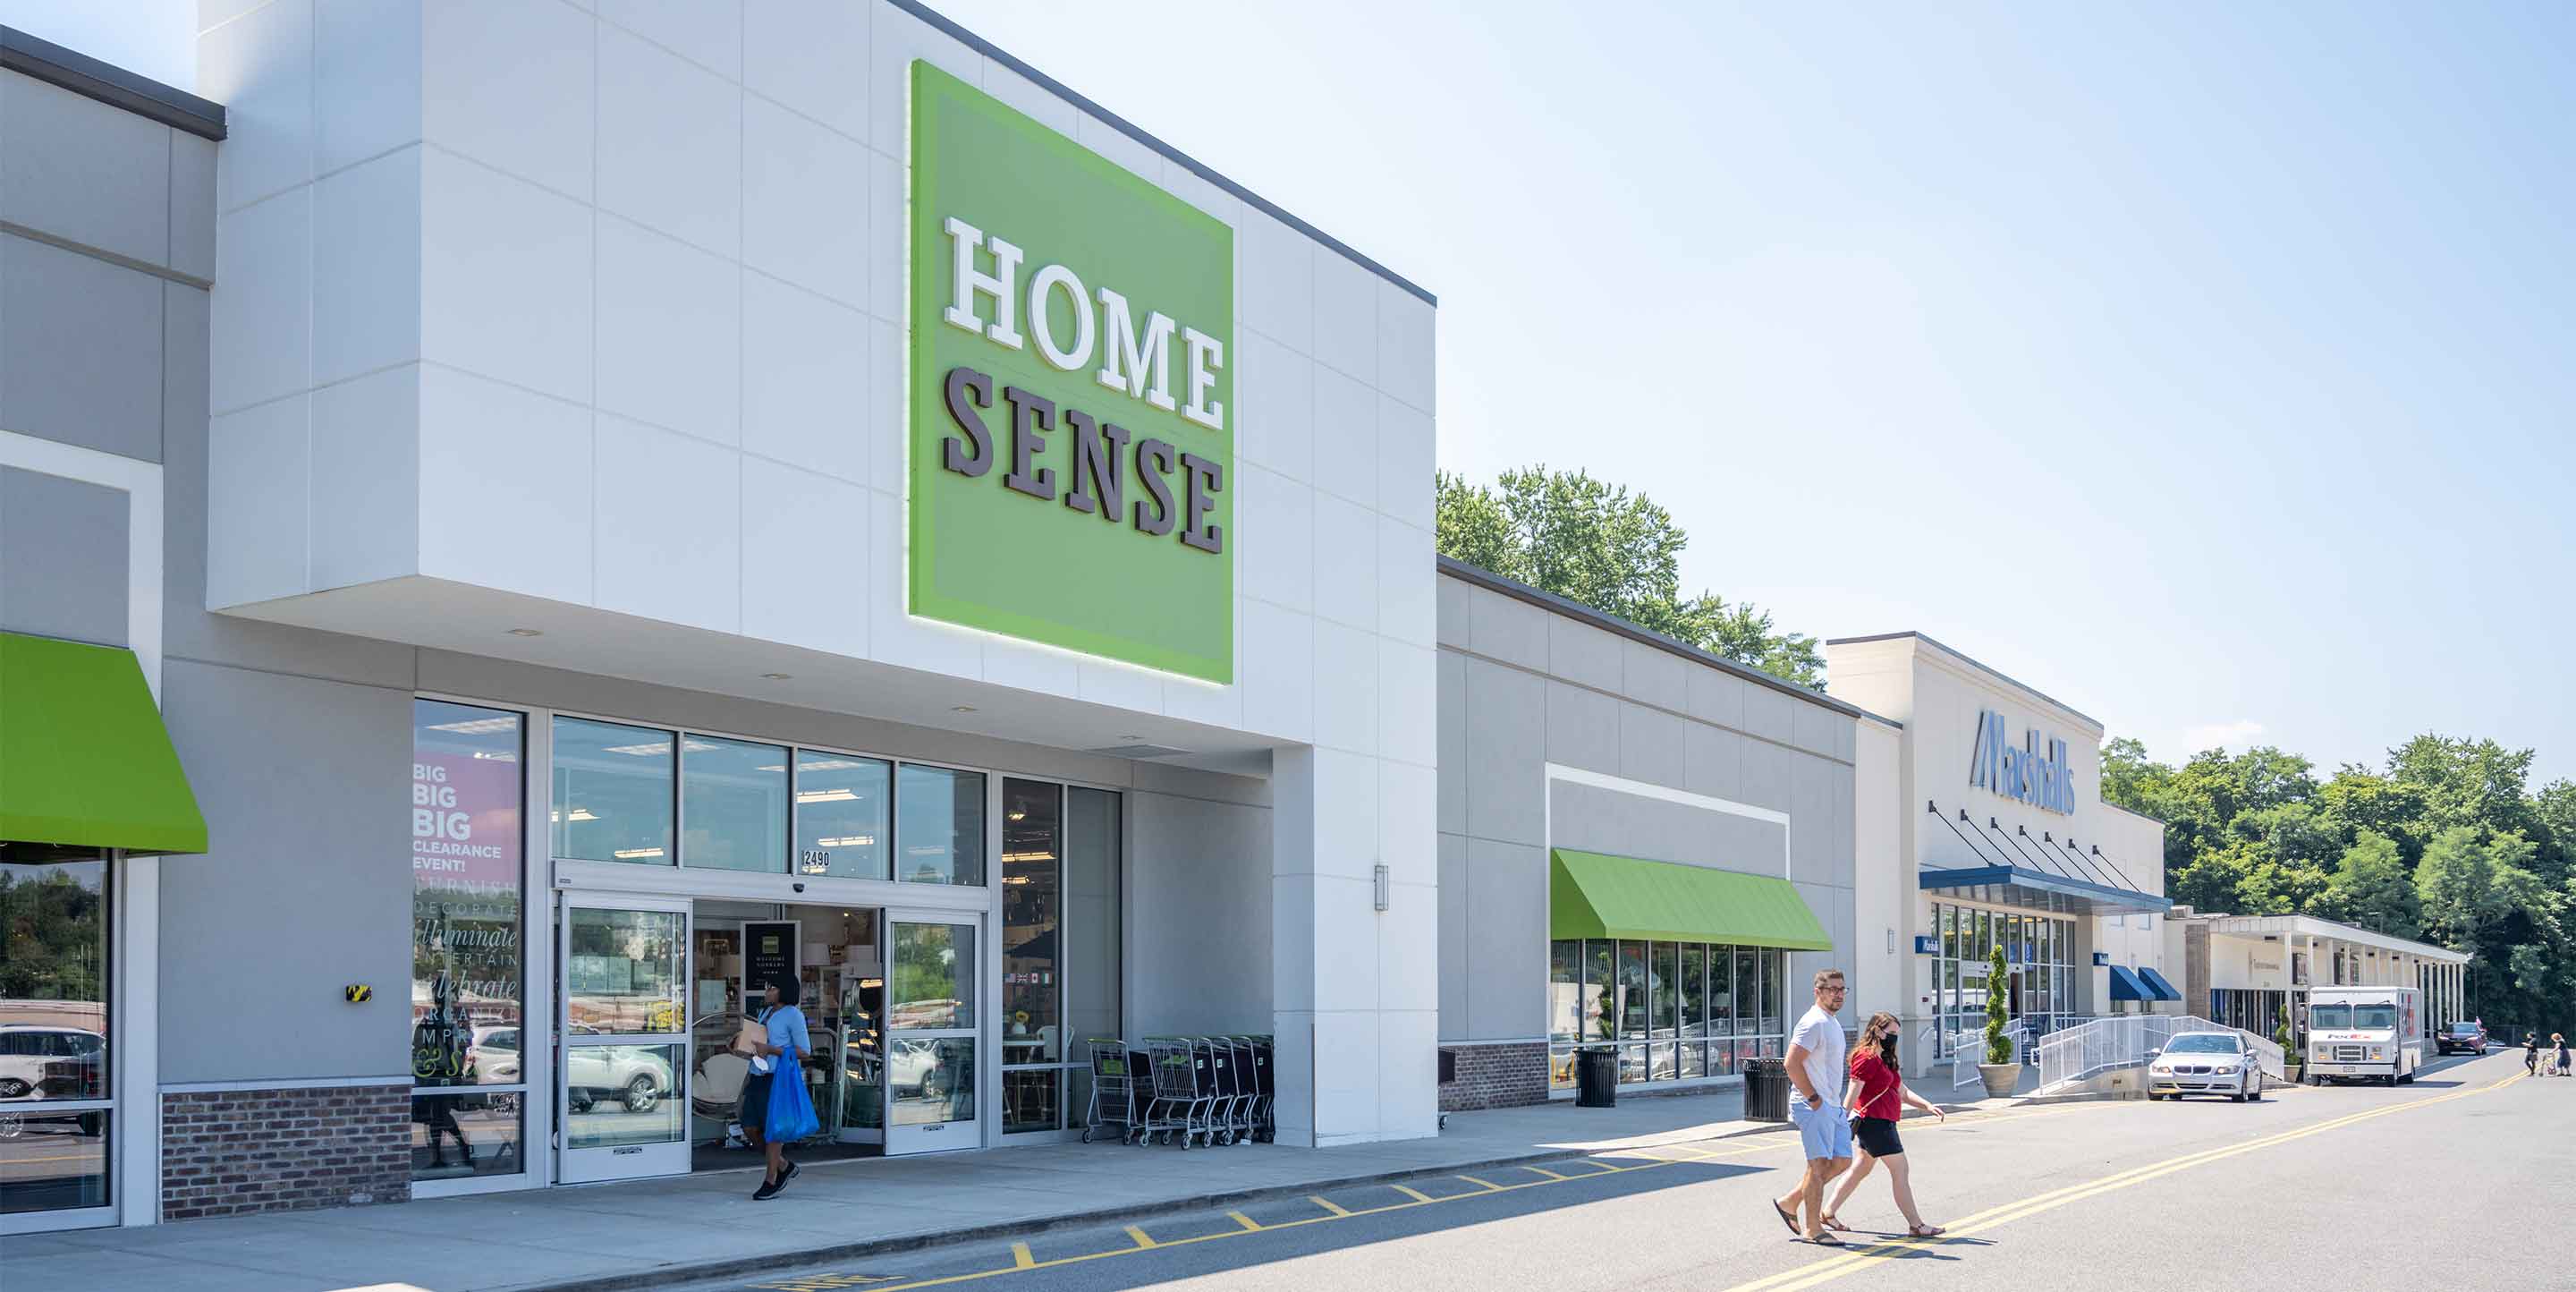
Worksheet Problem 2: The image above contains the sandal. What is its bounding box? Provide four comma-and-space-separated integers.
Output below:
1771, 1200, 1800, 1235
1819, 1213, 1852, 1233
1807, 1232, 1845, 1246
1908, 1224, 1946, 1238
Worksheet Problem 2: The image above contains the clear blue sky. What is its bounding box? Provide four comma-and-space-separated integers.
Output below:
27, 1, 2571, 786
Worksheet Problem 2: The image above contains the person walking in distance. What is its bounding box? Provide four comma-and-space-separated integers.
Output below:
2526, 1032, 2540, 1075
1821, 1011, 1946, 1239
740, 976, 809, 1200
1770, 969, 1853, 1245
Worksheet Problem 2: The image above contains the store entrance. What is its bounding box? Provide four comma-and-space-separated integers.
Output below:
685, 901, 893, 1173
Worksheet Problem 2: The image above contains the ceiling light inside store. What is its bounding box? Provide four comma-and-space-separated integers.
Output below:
546, 808, 599, 823
798, 789, 859, 803
952, 705, 977, 713
470, 751, 518, 761
430, 718, 519, 735
761, 672, 792, 680
603, 742, 674, 756
799, 758, 871, 771
815, 835, 876, 847
506, 627, 543, 637
612, 847, 665, 859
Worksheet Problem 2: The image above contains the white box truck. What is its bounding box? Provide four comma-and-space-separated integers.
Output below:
2306, 986, 2427, 1084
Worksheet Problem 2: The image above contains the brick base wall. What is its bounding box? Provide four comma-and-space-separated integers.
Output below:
161, 1084, 411, 1220
1438, 1041, 1548, 1111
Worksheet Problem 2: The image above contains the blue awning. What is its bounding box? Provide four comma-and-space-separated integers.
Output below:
2108, 964, 2154, 1002
1917, 864, 2174, 917
2136, 965, 2182, 1002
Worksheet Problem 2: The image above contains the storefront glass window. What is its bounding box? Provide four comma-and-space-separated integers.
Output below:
682, 736, 788, 872
411, 700, 525, 1182
891, 922, 976, 1032
1707, 944, 1733, 1034
1651, 944, 1678, 1040
1734, 948, 1758, 1035
552, 718, 674, 864
0, 847, 111, 1217
1548, 942, 1581, 1045
1617, 942, 1649, 1036
1680, 946, 1707, 1040
794, 753, 891, 880
1583, 942, 1615, 1041
1065, 786, 1123, 1119
1758, 953, 1783, 1036
896, 764, 986, 885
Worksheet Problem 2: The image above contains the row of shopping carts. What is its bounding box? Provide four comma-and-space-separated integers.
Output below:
1081, 1035, 1273, 1148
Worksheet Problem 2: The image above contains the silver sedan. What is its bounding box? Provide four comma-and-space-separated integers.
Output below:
2147, 1032, 2263, 1102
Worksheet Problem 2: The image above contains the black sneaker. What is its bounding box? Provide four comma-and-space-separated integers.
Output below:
779, 1161, 800, 1190
752, 1179, 782, 1201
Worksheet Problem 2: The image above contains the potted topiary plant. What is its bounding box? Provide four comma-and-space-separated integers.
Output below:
2277, 1002, 2301, 1084
1977, 941, 2020, 1098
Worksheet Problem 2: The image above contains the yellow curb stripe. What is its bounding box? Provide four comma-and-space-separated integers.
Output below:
1455, 1175, 1504, 1191
1309, 1194, 1352, 1216
1123, 1226, 1157, 1249
1389, 1183, 1437, 1203
1008, 1243, 1033, 1271
1228, 1211, 1262, 1231
1521, 1164, 1569, 1180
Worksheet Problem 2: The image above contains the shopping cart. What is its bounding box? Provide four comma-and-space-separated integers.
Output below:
1201, 1036, 1242, 1145
1080, 1038, 1141, 1144
1141, 1036, 1207, 1147
1242, 1034, 1275, 1143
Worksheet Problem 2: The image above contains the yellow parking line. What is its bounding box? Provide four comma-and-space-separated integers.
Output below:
1721, 1070, 2526, 1292
1123, 1225, 1157, 1249
1309, 1194, 1352, 1216
1456, 1175, 1504, 1191
1522, 1165, 1569, 1180
1007, 1244, 1032, 1271
1389, 1183, 1436, 1203
1227, 1211, 1261, 1231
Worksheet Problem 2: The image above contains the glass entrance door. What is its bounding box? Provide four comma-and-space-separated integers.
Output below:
558, 897, 691, 1183
885, 914, 979, 1155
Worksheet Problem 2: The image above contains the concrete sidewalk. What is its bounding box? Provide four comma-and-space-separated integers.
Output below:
13, 1089, 1877, 1292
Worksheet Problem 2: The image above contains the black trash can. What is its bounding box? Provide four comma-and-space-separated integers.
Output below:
1743, 1057, 1790, 1123
1575, 1046, 1617, 1108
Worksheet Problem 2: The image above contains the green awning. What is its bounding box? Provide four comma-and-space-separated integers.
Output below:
1, 633, 206, 855
1550, 848, 1832, 950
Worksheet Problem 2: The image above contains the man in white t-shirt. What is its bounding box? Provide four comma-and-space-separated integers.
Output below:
1770, 968, 1852, 1245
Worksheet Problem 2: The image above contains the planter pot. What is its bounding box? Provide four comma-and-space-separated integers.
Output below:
2283, 1064, 2303, 1084
1977, 1064, 2021, 1099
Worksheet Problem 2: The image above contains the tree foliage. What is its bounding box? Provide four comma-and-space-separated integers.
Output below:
1434, 467, 1823, 687
2101, 730, 2574, 1026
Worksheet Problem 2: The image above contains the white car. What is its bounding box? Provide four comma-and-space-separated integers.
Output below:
0, 1026, 105, 1101
2148, 1032, 2263, 1102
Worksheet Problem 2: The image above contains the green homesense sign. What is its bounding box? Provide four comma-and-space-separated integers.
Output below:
909, 61, 1235, 684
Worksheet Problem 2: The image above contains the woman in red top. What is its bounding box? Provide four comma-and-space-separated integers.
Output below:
1821, 1010, 1946, 1238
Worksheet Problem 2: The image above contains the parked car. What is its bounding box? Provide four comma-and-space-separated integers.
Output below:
568, 1046, 674, 1114
2148, 1032, 2263, 1102
0, 1026, 104, 1101
465, 1025, 523, 1084
2435, 1021, 2487, 1055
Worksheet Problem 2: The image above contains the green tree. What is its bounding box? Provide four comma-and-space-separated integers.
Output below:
2316, 768, 2428, 861
2530, 778, 2576, 887
1433, 466, 1822, 685
2387, 735, 2539, 847
2311, 829, 2421, 939
2416, 826, 2536, 955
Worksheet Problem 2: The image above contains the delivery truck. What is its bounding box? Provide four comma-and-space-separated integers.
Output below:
2305, 986, 2427, 1085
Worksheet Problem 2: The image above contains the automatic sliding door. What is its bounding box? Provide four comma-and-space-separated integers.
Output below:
558, 897, 690, 1183
885, 914, 979, 1154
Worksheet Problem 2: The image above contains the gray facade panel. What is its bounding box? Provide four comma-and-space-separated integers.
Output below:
1743, 683, 1794, 744
160, 276, 421, 688
1686, 667, 1747, 730
1462, 835, 1546, 1041
1541, 679, 1617, 774
1433, 569, 1470, 650
1, 233, 165, 462
1740, 736, 1793, 814
1435, 648, 1464, 836
1620, 637, 1688, 712
1615, 701, 1686, 791
0, 70, 172, 268
169, 132, 216, 280
1791, 703, 1843, 759
157, 659, 414, 1084
0, 465, 127, 644
1788, 752, 1834, 879
1460, 656, 1544, 846
1465, 582, 1548, 672
1436, 830, 1468, 1039
1546, 616, 1622, 693
1548, 779, 1784, 877
1682, 720, 1745, 803
1123, 790, 1273, 1038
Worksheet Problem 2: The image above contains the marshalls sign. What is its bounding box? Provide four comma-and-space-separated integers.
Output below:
909, 62, 1235, 684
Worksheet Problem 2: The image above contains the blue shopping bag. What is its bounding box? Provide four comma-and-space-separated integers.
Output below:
764, 1043, 820, 1143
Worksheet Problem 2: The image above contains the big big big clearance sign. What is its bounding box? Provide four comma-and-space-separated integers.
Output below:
908, 62, 1235, 684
